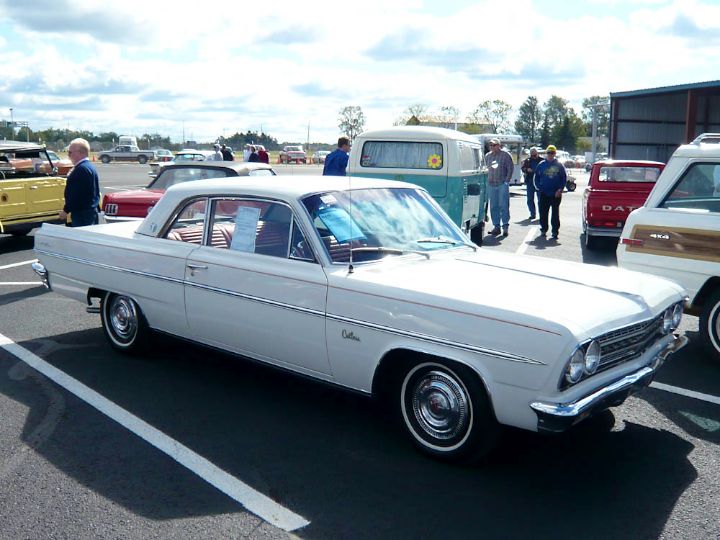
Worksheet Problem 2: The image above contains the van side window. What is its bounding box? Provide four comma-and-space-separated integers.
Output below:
458, 142, 481, 171
661, 163, 720, 213
360, 141, 444, 169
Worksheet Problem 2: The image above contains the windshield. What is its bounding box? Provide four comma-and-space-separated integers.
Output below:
149, 167, 229, 190
302, 187, 467, 263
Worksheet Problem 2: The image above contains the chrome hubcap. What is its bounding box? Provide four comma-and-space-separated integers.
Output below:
411, 370, 469, 440
110, 297, 138, 341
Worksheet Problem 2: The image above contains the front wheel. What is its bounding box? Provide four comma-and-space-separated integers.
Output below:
100, 292, 150, 353
566, 181, 577, 192
100, 155, 111, 164
399, 361, 498, 463
470, 222, 484, 246
138, 155, 148, 164
700, 288, 720, 362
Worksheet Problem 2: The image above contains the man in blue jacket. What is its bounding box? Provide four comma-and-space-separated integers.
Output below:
533, 144, 567, 240
323, 137, 351, 176
59, 138, 100, 227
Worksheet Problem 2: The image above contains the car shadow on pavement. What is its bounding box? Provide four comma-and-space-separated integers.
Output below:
1, 328, 699, 539
0, 234, 34, 254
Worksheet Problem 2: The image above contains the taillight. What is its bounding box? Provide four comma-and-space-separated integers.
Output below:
620, 237, 643, 247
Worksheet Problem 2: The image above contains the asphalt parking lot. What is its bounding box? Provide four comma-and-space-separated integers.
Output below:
0, 163, 718, 539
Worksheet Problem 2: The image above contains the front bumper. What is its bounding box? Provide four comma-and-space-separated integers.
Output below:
530, 333, 687, 432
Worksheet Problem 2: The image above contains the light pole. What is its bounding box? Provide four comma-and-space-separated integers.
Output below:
590, 100, 609, 162
9, 108, 14, 140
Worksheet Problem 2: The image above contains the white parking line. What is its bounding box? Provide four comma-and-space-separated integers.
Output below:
0, 282, 41, 286
0, 259, 37, 270
516, 227, 538, 255
0, 332, 310, 532
650, 381, 720, 406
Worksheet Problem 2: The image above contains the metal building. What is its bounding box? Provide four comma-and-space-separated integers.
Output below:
609, 80, 720, 161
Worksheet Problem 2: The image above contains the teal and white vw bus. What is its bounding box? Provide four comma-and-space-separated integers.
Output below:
348, 127, 488, 243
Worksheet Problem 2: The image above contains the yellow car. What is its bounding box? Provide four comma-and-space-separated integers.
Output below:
0, 142, 66, 236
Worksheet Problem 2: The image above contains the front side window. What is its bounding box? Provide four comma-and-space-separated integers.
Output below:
303, 187, 466, 263
662, 162, 720, 212
150, 167, 230, 190
360, 141, 444, 170
599, 166, 662, 183
164, 198, 208, 244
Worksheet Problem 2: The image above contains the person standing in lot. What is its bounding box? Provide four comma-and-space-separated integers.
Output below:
209, 143, 223, 161
534, 144, 567, 240
248, 146, 260, 162
59, 138, 100, 227
485, 138, 514, 236
322, 136, 351, 176
257, 146, 270, 164
521, 147, 542, 220
221, 144, 234, 161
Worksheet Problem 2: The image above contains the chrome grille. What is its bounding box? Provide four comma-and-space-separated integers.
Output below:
104, 203, 118, 215
596, 314, 664, 372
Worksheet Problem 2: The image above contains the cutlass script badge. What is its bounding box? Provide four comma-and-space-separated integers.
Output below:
342, 329, 360, 342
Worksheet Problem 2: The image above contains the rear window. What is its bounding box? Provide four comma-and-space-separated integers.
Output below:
598, 166, 661, 183
360, 141, 444, 170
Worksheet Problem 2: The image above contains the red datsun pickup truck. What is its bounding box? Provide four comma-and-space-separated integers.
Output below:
582, 160, 665, 249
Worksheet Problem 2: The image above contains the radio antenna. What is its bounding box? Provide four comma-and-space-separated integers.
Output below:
348, 170, 354, 274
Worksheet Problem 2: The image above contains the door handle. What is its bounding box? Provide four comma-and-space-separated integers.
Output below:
187, 264, 208, 270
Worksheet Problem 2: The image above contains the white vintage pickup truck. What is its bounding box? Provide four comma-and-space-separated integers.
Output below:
33, 175, 687, 462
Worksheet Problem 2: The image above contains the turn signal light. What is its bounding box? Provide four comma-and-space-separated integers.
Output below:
620, 238, 644, 247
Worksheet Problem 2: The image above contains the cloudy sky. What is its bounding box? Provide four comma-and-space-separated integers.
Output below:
1, 0, 718, 144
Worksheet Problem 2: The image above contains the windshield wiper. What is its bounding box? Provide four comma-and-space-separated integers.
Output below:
351, 246, 431, 259
416, 236, 478, 252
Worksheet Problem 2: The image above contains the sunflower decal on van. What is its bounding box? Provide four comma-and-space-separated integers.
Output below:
427, 154, 442, 169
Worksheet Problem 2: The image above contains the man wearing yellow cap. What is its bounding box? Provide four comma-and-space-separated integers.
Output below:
533, 145, 567, 240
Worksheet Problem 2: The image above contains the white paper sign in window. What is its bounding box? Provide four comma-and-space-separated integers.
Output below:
230, 206, 261, 252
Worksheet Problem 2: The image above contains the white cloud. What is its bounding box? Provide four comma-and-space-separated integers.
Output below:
1, 0, 719, 143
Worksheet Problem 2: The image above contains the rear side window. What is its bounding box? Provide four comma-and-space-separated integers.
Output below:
152, 167, 229, 190
164, 198, 208, 244
662, 162, 720, 212
599, 166, 661, 183
360, 141, 444, 170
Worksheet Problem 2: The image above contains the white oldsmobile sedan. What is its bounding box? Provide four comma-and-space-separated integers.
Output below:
33, 176, 687, 462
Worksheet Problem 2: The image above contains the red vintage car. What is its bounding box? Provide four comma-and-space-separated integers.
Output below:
102, 161, 275, 221
582, 160, 665, 249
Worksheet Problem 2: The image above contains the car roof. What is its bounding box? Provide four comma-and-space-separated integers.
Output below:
594, 160, 665, 166
0, 141, 48, 153
136, 175, 419, 237
356, 126, 481, 143
158, 161, 274, 173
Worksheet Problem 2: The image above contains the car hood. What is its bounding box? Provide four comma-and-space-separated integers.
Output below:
334, 248, 685, 340
104, 188, 165, 203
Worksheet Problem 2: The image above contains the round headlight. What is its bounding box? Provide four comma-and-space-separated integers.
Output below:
662, 307, 673, 334
566, 348, 585, 384
584, 340, 601, 374
672, 303, 683, 329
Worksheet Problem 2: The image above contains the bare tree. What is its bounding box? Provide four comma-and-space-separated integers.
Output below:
338, 106, 366, 141
394, 103, 429, 125
439, 106, 460, 129
469, 100, 513, 133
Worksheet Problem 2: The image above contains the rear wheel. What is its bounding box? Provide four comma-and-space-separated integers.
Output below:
100, 292, 150, 353
138, 155, 148, 164
398, 360, 498, 463
584, 231, 598, 250
700, 288, 720, 362
470, 222, 484, 246
100, 155, 111, 164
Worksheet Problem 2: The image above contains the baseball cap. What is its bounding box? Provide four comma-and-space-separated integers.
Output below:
489, 138, 500, 145
546, 144, 557, 153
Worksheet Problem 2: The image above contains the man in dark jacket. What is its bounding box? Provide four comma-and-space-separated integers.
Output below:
533, 144, 567, 240
322, 137, 350, 176
520, 147, 542, 220
221, 144, 234, 161
59, 138, 100, 227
